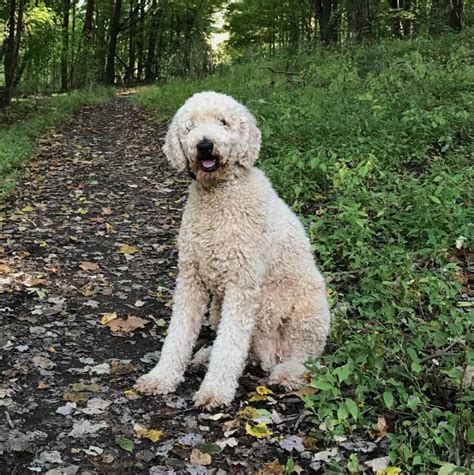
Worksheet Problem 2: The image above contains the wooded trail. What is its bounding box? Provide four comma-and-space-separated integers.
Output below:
0, 98, 335, 474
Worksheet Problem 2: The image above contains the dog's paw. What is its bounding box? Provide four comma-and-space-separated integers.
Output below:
269, 361, 309, 391
190, 346, 212, 368
134, 373, 177, 396
193, 386, 234, 410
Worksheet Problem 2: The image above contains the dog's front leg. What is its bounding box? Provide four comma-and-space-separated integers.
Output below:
135, 266, 208, 396
194, 284, 259, 409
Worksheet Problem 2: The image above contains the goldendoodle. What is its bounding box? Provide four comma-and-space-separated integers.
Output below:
135, 91, 330, 409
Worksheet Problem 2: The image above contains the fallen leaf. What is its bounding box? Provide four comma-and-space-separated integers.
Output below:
215, 437, 238, 450
279, 435, 305, 453
256, 459, 285, 475
21, 205, 34, 213
106, 315, 149, 333
70, 383, 100, 392
190, 448, 212, 466
79, 261, 100, 271
195, 442, 221, 455
68, 420, 107, 438
100, 312, 118, 325
124, 388, 140, 399
111, 359, 136, 375
250, 385, 274, 401
115, 436, 134, 452
135, 426, 163, 443
364, 456, 389, 473
208, 412, 229, 421
118, 244, 139, 255
37, 382, 49, 390
245, 422, 272, 439
0, 264, 11, 274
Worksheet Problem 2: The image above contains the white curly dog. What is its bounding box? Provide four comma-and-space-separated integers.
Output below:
135, 91, 330, 409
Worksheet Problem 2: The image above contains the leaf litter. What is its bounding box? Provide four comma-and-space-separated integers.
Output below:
0, 97, 389, 473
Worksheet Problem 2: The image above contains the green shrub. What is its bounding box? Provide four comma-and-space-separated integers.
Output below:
134, 31, 473, 472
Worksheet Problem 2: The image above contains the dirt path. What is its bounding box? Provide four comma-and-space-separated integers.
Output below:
0, 98, 340, 474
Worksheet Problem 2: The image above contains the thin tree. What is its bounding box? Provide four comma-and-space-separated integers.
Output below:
1, 0, 26, 106
105, 0, 123, 84
61, 0, 71, 92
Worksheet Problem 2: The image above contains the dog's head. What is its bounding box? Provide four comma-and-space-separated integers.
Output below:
163, 92, 261, 185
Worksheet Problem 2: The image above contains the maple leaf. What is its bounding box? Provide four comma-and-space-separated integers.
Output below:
79, 261, 100, 271
106, 315, 149, 333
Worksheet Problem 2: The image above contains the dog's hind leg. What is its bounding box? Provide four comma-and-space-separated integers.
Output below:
267, 284, 330, 390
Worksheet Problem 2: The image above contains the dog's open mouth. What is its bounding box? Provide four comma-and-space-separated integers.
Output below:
198, 157, 219, 172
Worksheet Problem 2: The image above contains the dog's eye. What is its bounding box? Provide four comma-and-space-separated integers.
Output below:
219, 118, 227, 126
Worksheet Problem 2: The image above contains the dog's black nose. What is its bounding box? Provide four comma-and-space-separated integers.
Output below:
197, 138, 213, 154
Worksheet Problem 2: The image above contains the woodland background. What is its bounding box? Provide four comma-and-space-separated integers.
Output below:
0, 0, 470, 105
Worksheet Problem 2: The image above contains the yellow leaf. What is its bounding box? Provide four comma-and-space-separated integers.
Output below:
21, 205, 34, 213
124, 388, 140, 398
77, 208, 89, 215
256, 386, 273, 396
377, 468, 402, 475
48, 346, 56, 353
37, 382, 49, 390
245, 422, 272, 439
100, 312, 118, 325
118, 244, 139, 255
238, 406, 259, 420
250, 385, 274, 400
135, 426, 162, 443
38, 240, 48, 248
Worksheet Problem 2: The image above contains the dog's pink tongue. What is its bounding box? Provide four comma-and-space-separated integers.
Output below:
202, 159, 215, 169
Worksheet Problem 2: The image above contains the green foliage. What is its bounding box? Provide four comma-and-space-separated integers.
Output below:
133, 30, 473, 472
0, 87, 114, 202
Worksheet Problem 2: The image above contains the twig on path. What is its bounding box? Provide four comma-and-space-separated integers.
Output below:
5, 410, 15, 429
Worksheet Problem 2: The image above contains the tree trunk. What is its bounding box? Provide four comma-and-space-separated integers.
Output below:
430, 0, 463, 33
1, 0, 25, 107
348, 0, 370, 41
126, 0, 137, 82
105, 0, 122, 84
83, 0, 94, 43
145, 0, 158, 81
136, 0, 146, 81
314, 0, 337, 44
61, 0, 71, 92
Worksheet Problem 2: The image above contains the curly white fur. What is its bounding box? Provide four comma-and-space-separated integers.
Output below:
135, 91, 330, 410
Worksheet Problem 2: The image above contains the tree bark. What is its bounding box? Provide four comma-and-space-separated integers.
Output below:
313, 0, 337, 44
136, 0, 146, 81
61, 0, 71, 92
145, 0, 159, 81
348, 0, 370, 41
125, 0, 137, 82
1, 0, 26, 107
105, 0, 123, 84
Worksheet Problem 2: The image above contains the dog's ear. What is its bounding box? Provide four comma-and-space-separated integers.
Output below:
236, 109, 261, 169
163, 113, 187, 172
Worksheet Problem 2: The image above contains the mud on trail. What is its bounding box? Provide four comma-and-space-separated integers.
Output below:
0, 97, 348, 474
